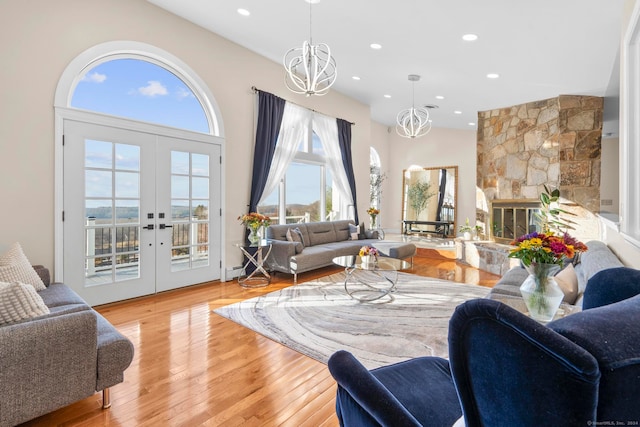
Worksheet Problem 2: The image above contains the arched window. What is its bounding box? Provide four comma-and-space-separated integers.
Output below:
71, 58, 209, 134
369, 147, 384, 208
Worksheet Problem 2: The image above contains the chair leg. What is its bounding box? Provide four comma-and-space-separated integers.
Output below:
294, 272, 297, 284
102, 388, 111, 409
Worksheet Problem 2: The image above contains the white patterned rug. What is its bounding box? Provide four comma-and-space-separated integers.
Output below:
213, 271, 489, 369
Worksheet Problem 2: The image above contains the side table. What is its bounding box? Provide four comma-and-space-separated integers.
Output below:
237, 243, 272, 288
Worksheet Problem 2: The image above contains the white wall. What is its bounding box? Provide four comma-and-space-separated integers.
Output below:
386, 126, 478, 234
602, 0, 640, 267
600, 137, 620, 215
0, 0, 374, 272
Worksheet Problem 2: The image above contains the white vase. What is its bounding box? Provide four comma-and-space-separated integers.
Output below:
520, 263, 564, 323
463, 231, 472, 241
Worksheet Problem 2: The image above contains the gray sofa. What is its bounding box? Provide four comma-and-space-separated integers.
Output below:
488, 240, 625, 309
266, 220, 417, 283
0, 266, 134, 427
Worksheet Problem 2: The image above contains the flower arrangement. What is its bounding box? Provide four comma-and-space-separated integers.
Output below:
508, 231, 588, 267
359, 245, 379, 257
238, 212, 271, 230
367, 207, 380, 216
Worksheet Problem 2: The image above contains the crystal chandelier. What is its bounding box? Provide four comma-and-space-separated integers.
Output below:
396, 74, 432, 138
283, 1, 337, 96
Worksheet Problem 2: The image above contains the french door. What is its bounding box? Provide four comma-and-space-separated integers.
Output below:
63, 119, 221, 306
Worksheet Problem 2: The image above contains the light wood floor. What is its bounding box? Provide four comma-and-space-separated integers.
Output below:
23, 256, 499, 427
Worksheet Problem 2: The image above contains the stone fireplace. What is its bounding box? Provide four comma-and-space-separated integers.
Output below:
477, 95, 603, 242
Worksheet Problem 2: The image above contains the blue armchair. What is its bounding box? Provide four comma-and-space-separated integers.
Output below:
328, 267, 640, 426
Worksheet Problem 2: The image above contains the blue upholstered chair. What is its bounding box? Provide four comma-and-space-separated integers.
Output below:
328, 267, 640, 426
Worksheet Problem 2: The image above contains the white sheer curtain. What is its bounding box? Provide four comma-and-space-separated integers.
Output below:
259, 102, 311, 205
313, 113, 354, 208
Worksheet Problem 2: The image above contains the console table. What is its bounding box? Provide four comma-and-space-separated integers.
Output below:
403, 220, 452, 237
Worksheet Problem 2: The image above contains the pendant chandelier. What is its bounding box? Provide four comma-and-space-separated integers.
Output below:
396, 74, 432, 138
283, 1, 337, 96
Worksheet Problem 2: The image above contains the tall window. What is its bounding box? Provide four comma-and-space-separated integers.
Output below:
369, 147, 383, 209
259, 130, 339, 223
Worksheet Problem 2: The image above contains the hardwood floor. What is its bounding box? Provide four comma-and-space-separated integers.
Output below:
23, 256, 499, 427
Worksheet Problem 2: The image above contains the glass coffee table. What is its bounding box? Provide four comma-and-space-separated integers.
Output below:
333, 255, 411, 302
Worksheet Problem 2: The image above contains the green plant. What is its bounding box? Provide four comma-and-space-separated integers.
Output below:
535, 185, 576, 234
407, 180, 435, 218
459, 218, 473, 233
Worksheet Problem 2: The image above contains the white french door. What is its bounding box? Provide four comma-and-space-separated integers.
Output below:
63, 119, 221, 306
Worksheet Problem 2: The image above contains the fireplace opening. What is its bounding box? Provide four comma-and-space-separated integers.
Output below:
491, 200, 542, 244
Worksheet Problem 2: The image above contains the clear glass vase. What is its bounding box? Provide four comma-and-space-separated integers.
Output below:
247, 225, 260, 246
520, 262, 564, 323
369, 214, 377, 229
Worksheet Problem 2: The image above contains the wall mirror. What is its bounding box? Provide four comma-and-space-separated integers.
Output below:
401, 166, 457, 237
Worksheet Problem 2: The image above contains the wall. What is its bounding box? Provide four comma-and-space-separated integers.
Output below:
604, 0, 640, 267
476, 95, 604, 242
0, 0, 376, 272
600, 137, 620, 216
386, 126, 477, 235
477, 95, 603, 212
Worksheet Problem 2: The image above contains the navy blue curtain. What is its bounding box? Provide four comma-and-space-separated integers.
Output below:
435, 168, 447, 221
248, 91, 286, 212
337, 118, 359, 225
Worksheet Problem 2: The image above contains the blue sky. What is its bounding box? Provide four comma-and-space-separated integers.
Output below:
72, 59, 209, 133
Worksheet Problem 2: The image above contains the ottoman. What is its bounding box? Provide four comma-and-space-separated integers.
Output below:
372, 242, 417, 264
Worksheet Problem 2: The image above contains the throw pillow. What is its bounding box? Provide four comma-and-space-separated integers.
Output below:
348, 223, 360, 240
555, 263, 579, 304
0, 281, 50, 325
0, 242, 46, 291
286, 227, 306, 250
293, 227, 307, 247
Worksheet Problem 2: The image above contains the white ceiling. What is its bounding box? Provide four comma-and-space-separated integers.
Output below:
148, 0, 624, 134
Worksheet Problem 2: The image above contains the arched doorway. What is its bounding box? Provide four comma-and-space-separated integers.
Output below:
54, 41, 225, 305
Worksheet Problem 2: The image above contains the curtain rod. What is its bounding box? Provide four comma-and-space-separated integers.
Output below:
251, 86, 355, 126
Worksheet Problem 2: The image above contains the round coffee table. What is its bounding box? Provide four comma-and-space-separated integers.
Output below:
333, 255, 411, 302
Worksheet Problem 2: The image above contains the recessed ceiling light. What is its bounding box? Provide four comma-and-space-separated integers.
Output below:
370, 43, 382, 50
487, 73, 500, 79
462, 34, 478, 41
454, 110, 462, 115
305, 0, 321, 3
352, 76, 361, 81
435, 95, 445, 100
237, 8, 250, 16
468, 122, 476, 126
383, 94, 391, 98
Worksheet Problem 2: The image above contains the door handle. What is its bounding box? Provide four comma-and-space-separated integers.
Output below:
143, 224, 154, 230
159, 224, 173, 230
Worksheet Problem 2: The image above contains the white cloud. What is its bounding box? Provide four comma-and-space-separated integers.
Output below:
137, 80, 168, 97
175, 86, 194, 100
81, 71, 107, 83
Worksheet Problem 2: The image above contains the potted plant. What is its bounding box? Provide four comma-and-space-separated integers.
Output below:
459, 218, 473, 240
474, 224, 484, 240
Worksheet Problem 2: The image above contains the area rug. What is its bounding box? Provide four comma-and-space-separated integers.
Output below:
213, 271, 489, 369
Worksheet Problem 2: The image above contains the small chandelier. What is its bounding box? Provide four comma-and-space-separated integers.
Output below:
283, 1, 337, 96
396, 74, 432, 138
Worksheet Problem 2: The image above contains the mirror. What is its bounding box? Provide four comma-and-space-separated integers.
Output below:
401, 166, 457, 237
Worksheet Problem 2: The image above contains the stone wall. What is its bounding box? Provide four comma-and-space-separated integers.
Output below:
477, 95, 603, 238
